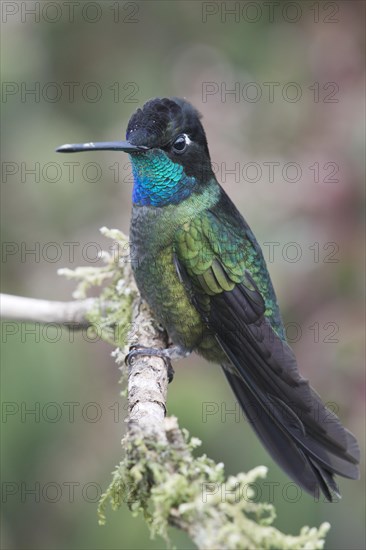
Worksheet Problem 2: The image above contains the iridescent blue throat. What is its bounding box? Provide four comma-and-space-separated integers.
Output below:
130, 150, 197, 207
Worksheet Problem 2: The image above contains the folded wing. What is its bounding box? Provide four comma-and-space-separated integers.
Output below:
174, 209, 359, 500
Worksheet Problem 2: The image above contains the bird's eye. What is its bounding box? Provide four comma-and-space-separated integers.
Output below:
172, 134, 189, 154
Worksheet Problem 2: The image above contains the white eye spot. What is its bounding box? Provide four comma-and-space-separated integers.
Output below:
183, 134, 192, 145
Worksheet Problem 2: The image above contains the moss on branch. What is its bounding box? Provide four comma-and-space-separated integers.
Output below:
98, 423, 330, 549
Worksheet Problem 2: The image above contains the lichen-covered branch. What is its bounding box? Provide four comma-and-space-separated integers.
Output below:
2, 227, 331, 549
125, 298, 170, 442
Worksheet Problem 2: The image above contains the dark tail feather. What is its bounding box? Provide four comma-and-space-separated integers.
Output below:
222, 365, 359, 501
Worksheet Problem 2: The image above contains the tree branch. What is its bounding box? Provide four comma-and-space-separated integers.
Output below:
126, 298, 170, 443
1, 293, 95, 326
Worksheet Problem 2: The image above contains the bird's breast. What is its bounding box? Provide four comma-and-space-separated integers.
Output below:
129, 205, 205, 351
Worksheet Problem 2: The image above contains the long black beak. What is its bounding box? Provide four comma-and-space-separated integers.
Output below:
56, 141, 148, 153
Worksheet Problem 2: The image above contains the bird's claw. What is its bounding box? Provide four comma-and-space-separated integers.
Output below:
125, 346, 175, 383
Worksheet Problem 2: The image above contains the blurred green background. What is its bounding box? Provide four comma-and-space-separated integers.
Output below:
1, 1, 365, 549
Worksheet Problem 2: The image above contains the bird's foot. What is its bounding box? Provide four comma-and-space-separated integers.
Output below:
125, 345, 189, 383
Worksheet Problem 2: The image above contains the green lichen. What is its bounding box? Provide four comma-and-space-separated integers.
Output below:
98, 428, 330, 550
58, 227, 137, 347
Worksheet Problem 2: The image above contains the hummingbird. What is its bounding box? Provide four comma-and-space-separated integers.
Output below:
57, 97, 359, 501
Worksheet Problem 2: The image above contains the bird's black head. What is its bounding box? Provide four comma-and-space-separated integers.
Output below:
56, 97, 215, 207
126, 97, 212, 179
